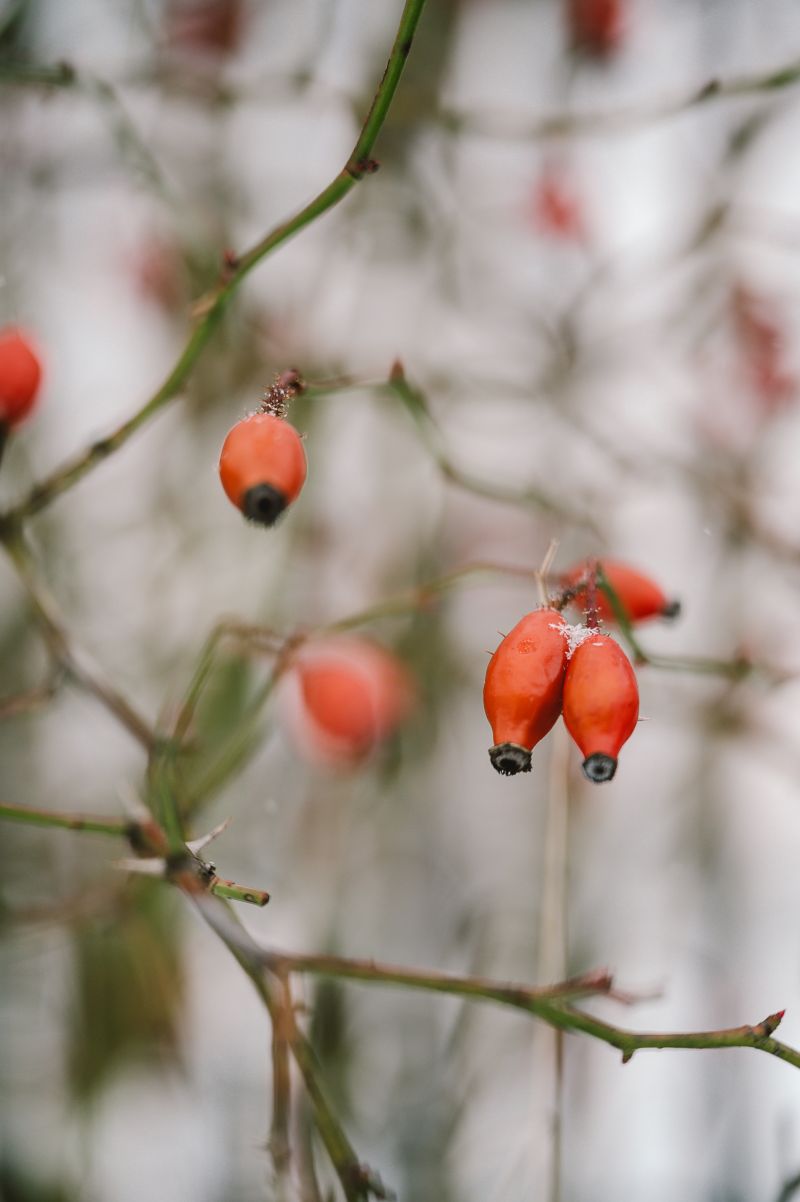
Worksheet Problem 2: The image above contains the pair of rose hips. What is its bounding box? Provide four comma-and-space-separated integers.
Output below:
0, 328, 43, 431
484, 562, 677, 782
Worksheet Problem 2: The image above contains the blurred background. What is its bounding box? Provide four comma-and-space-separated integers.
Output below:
2, 0, 800, 1199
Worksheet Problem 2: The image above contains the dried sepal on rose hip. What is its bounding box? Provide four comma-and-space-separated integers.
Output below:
283, 637, 415, 768
218, 371, 307, 526
483, 608, 568, 776
0, 327, 43, 430
562, 632, 639, 783
562, 559, 680, 624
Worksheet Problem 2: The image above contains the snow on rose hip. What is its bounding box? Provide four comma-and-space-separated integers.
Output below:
562, 632, 639, 782
483, 608, 568, 776
0, 327, 43, 429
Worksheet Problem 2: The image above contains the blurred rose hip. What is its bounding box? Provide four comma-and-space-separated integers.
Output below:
566, 0, 624, 57
732, 284, 796, 413
166, 0, 244, 57
531, 164, 585, 242
284, 638, 415, 767
0, 327, 43, 429
562, 559, 680, 624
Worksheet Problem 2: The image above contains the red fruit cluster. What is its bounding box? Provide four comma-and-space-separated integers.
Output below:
484, 607, 639, 783
562, 559, 680, 624
0, 328, 42, 429
284, 638, 414, 767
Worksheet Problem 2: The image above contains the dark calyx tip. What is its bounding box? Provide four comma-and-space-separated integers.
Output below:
582, 753, 617, 783
661, 599, 682, 620
242, 483, 288, 526
489, 743, 532, 777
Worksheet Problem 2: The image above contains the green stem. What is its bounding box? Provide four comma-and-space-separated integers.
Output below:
0, 800, 130, 838
264, 949, 800, 1072
267, 951, 615, 1008
208, 876, 270, 907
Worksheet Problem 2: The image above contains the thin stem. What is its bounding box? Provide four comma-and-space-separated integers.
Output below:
2, 0, 430, 525
438, 54, 800, 141
1, 529, 157, 750
0, 670, 64, 719
191, 896, 383, 1201
266, 951, 617, 1008
263, 948, 800, 1072
207, 874, 270, 907
270, 971, 293, 1182
0, 800, 130, 838
386, 366, 596, 529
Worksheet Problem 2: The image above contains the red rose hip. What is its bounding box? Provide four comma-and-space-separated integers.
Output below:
0, 328, 42, 428
563, 559, 680, 624
218, 412, 306, 525
562, 633, 639, 782
483, 608, 568, 776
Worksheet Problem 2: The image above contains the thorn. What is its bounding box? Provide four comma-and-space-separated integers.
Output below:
389, 359, 405, 383
621, 1050, 634, 1064
187, 818, 231, 854
113, 856, 166, 877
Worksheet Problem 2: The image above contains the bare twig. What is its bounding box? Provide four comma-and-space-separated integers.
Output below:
437, 55, 800, 141
0, 800, 131, 838
387, 363, 597, 530
1, 529, 158, 751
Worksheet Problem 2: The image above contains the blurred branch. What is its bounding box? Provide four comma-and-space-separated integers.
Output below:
0, 800, 270, 907
195, 896, 385, 1202
270, 970, 293, 1184
0, 800, 131, 838
776, 1170, 800, 1202
386, 363, 597, 530
595, 570, 757, 681
266, 951, 622, 1007
438, 54, 800, 141
0, 668, 64, 719
1, 0, 430, 525
1, 528, 158, 750
0, 59, 171, 197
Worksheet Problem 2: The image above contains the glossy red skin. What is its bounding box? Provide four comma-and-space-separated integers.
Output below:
218, 413, 307, 510
0, 329, 42, 427
293, 639, 414, 764
563, 559, 670, 624
483, 609, 568, 751
562, 634, 639, 760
